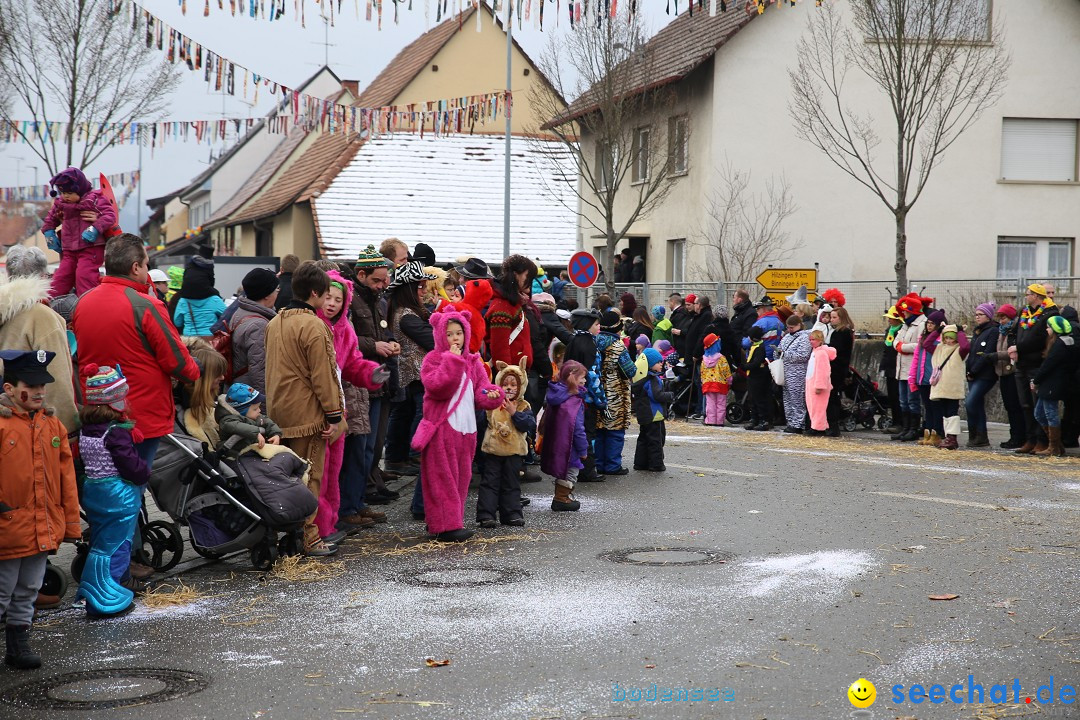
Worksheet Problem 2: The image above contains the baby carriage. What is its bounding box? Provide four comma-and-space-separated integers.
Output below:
838, 367, 891, 432
146, 423, 316, 570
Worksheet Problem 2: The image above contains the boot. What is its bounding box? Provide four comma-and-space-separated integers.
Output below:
519, 465, 543, 484
1014, 438, 1037, 454
1032, 430, 1049, 454
928, 431, 941, 448
890, 414, 910, 441
939, 434, 959, 450
900, 414, 921, 441
967, 431, 990, 448
551, 483, 580, 512
1035, 427, 1063, 456
917, 429, 931, 445
5, 625, 41, 670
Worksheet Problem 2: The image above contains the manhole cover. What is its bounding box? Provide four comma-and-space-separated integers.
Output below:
600, 547, 734, 566
1, 668, 210, 711
396, 566, 528, 588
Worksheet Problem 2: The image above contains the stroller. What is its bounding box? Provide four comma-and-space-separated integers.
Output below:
147, 422, 316, 570
838, 367, 891, 432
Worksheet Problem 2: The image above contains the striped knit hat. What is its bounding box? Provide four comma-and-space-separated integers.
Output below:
355, 244, 390, 269
82, 364, 128, 411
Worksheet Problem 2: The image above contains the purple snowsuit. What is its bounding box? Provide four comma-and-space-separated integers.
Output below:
540, 381, 588, 488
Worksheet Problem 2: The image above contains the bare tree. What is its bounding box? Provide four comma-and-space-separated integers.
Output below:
0, 0, 181, 176
529, 10, 679, 294
789, 0, 1009, 297
691, 160, 801, 284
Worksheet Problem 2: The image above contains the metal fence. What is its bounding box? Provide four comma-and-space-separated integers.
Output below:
566, 278, 1080, 333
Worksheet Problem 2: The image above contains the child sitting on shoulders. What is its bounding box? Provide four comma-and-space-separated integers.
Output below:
477, 358, 535, 528
216, 383, 283, 455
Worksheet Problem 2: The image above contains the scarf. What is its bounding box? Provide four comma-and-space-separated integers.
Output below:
885, 324, 900, 346
1019, 299, 1055, 330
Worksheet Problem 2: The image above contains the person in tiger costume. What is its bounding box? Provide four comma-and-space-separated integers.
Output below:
594, 310, 636, 475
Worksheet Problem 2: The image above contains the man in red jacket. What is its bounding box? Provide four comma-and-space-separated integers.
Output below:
73, 234, 201, 465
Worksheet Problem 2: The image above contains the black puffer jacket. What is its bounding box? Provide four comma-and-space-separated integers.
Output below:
729, 299, 757, 340
965, 321, 1000, 382
1015, 303, 1059, 371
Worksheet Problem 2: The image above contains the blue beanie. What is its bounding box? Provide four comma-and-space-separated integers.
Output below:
226, 382, 263, 413
643, 348, 663, 368
652, 305, 666, 321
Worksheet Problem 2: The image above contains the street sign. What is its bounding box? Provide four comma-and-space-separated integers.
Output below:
766, 291, 818, 309
755, 268, 818, 292
568, 251, 599, 288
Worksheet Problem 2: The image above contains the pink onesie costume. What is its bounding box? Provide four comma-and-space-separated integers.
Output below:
412, 309, 503, 534
315, 271, 382, 538
804, 344, 837, 431
42, 184, 117, 298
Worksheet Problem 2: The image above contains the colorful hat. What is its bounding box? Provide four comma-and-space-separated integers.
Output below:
896, 293, 923, 315
883, 306, 902, 321
355, 244, 391, 269
927, 310, 947, 325
714, 304, 729, 319
941, 324, 958, 337
654, 339, 672, 353
1048, 316, 1073, 336
822, 288, 846, 308
82, 364, 128, 411
1027, 283, 1048, 297
975, 302, 996, 319
684, 294, 697, 304
167, 266, 184, 291
651, 305, 666, 321
387, 260, 436, 290
642, 348, 663, 368
635, 334, 651, 348
226, 383, 263, 414
703, 333, 719, 349
49, 167, 92, 197
1, 349, 56, 385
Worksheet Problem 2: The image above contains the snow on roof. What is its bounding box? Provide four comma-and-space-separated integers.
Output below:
314, 134, 579, 266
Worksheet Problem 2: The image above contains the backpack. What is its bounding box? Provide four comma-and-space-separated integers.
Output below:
211, 315, 258, 384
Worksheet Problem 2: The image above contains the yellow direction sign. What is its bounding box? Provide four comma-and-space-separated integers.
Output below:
756, 268, 818, 292
766, 291, 818, 309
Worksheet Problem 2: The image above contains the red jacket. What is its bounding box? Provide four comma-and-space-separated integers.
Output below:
484, 287, 534, 371
73, 276, 200, 439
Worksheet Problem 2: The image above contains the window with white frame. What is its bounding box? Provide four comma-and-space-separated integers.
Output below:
595, 141, 614, 191
997, 237, 1073, 280
632, 127, 651, 183
668, 116, 688, 175
1000, 118, 1078, 182
668, 238, 685, 283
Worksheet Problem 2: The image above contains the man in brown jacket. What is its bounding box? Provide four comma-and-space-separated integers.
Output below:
265, 262, 345, 556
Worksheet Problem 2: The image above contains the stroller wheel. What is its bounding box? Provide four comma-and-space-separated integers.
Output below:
861, 418, 875, 429
189, 530, 225, 561
142, 520, 184, 572
726, 403, 746, 424
40, 561, 70, 600
250, 540, 278, 571
69, 543, 89, 583
277, 531, 302, 558
842, 416, 858, 433
877, 414, 891, 431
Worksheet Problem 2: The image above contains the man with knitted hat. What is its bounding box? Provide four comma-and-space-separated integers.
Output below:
229, 268, 281, 396
1009, 284, 1059, 453
889, 293, 928, 442
347, 245, 401, 513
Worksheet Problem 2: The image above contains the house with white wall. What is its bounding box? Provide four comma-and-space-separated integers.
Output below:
572, 1, 1080, 293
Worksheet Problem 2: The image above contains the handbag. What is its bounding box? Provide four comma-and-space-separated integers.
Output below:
929, 348, 958, 386
769, 357, 785, 386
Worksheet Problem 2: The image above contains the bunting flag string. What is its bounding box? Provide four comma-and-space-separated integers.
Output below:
103, 1, 511, 139
0, 171, 140, 204
0, 119, 259, 149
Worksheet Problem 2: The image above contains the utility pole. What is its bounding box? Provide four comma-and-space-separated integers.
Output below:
502, 0, 513, 259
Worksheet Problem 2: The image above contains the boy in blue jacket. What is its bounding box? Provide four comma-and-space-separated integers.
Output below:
632, 348, 673, 472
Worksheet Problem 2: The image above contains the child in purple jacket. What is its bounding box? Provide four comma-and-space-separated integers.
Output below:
540, 360, 589, 512
41, 167, 118, 298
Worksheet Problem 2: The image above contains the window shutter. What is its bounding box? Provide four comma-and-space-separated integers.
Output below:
1000, 119, 1078, 182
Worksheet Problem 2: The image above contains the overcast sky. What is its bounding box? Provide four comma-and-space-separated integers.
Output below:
0, 2, 679, 233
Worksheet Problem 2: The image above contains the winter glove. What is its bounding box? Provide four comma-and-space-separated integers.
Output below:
371, 364, 390, 386
908, 380, 918, 393
43, 229, 61, 253
81, 226, 100, 244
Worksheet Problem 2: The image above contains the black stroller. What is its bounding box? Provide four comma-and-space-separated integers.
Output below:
149, 429, 316, 570
838, 367, 891, 432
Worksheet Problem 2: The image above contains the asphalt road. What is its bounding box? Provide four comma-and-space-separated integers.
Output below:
1, 421, 1077, 720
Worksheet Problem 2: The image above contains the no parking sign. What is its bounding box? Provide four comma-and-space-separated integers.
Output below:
568, 251, 599, 288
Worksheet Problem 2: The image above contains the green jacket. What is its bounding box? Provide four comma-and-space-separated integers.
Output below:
652, 317, 673, 343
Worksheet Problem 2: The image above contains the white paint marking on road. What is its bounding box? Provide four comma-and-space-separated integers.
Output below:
870, 491, 1023, 512
768, 448, 1007, 477
667, 463, 765, 478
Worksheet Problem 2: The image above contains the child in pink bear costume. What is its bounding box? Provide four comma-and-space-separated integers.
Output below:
315, 270, 385, 540
41, 167, 118, 298
804, 329, 837, 433
412, 309, 503, 542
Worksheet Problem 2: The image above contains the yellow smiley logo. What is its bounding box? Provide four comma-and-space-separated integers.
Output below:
847, 678, 876, 708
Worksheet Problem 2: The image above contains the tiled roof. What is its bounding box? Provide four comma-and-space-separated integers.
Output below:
356, 7, 477, 109
314, 134, 578, 265
559, 9, 756, 123
203, 127, 308, 228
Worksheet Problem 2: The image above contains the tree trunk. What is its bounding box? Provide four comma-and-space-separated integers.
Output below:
894, 210, 908, 300
604, 225, 617, 296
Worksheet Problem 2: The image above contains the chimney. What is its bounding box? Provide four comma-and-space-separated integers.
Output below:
341, 79, 360, 98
